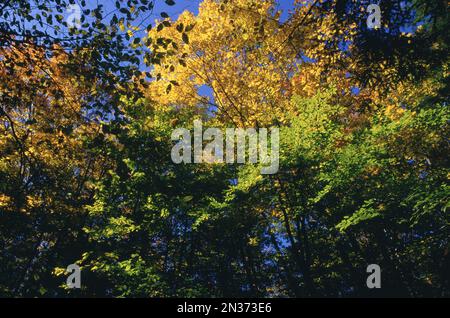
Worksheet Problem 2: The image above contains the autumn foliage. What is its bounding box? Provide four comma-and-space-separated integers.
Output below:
0, 0, 449, 297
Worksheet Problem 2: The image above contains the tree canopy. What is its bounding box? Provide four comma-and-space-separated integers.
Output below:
0, 0, 449, 297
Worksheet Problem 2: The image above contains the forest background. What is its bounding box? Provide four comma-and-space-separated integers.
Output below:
0, 0, 448, 297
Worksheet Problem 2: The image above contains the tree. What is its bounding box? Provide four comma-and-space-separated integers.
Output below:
0, 44, 110, 296
1, 0, 448, 298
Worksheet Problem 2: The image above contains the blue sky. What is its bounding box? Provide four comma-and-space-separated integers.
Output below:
153, 0, 297, 21
150, 0, 295, 21
100, 0, 296, 28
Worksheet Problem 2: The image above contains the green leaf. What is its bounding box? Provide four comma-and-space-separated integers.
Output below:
182, 33, 189, 44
